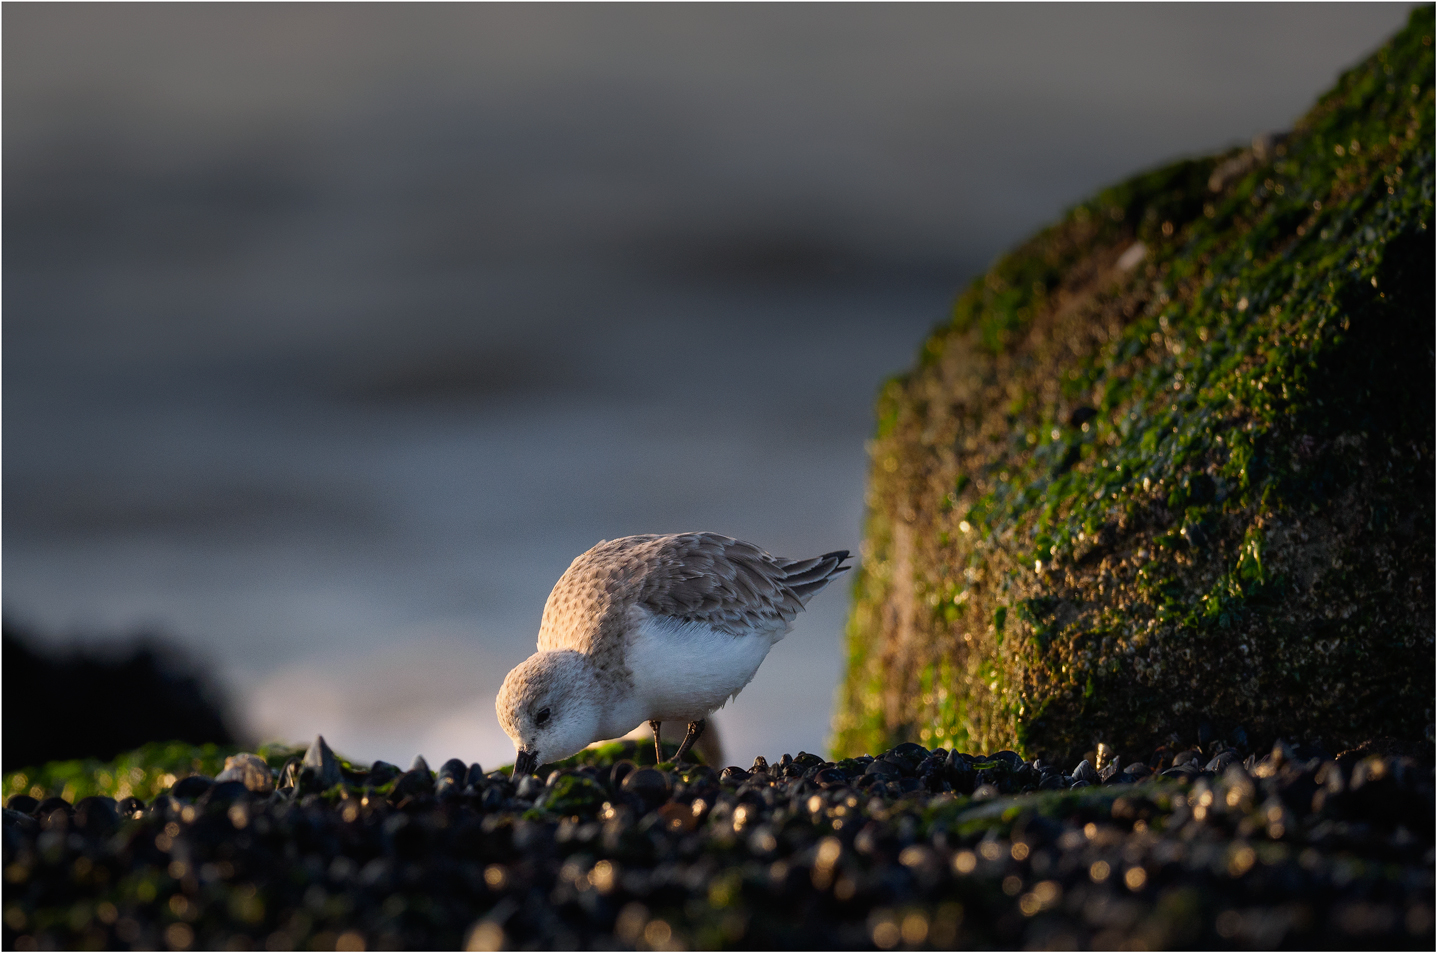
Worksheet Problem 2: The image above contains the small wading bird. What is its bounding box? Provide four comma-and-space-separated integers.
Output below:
497, 533, 849, 776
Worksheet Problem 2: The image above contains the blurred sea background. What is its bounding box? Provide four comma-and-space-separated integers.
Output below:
3, 4, 1413, 770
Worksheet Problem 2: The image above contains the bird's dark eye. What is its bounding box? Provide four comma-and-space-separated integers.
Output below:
536, 707, 551, 726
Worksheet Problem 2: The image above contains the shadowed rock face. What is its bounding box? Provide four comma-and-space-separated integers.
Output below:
835, 10, 1435, 765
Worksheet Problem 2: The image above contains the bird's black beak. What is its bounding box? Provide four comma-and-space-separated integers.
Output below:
514, 749, 538, 777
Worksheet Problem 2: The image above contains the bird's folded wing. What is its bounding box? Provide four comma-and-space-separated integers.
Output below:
638, 534, 848, 637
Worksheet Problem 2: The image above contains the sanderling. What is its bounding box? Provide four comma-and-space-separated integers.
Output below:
497, 532, 849, 775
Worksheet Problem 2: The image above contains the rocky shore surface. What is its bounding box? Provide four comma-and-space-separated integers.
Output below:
3, 736, 1431, 950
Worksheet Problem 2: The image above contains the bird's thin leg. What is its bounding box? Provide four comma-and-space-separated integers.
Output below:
649, 720, 663, 764
672, 719, 706, 765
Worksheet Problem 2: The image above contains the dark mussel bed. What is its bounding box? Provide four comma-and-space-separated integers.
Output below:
3, 738, 1432, 950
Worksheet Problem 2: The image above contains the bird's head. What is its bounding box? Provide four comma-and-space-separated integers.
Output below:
496, 650, 603, 777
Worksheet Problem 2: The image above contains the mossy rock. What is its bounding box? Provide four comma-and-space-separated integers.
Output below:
834, 10, 1434, 765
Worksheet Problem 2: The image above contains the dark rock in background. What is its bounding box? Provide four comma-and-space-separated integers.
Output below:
1, 621, 236, 771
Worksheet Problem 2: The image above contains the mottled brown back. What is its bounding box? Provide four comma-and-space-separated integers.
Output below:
536, 533, 849, 672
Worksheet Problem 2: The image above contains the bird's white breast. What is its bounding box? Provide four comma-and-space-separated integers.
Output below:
624, 613, 777, 723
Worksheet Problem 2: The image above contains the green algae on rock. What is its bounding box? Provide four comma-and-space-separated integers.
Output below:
3, 742, 306, 805
833, 10, 1435, 765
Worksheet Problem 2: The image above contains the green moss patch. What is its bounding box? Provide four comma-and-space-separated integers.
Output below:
2, 742, 304, 804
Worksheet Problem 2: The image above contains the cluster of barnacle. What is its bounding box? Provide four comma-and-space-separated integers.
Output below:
3, 737, 1431, 951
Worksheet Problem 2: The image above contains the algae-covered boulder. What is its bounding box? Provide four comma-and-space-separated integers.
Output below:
834, 10, 1434, 764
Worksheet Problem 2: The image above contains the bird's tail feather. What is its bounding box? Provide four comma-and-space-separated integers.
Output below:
782, 549, 851, 603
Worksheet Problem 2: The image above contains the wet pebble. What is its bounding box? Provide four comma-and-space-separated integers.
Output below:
215, 752, 275, 793
2, 808, 36, 835
389, 768, 437, 804
436, 758, 468, 796
34, 796, 71, 816
360, 761, 398, 788
201, 781, 252, 806
513, 774, 543, 801
302, 735, 343, 789
620, 768, 669, 807
4, 795, 38, 815
864, 758, 903, 780
170, 775, 214, 800
1206, 749, 1241, 772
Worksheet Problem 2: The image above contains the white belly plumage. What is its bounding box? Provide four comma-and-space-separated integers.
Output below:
625, 615, 778, 723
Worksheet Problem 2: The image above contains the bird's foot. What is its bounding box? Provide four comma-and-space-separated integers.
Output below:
672, 719, 706, 765
648, 719, 663, 765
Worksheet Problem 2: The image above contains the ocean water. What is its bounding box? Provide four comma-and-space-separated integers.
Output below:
3, 4, 1412, 768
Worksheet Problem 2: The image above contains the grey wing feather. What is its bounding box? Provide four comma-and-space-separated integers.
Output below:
640, 534, 850, 636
